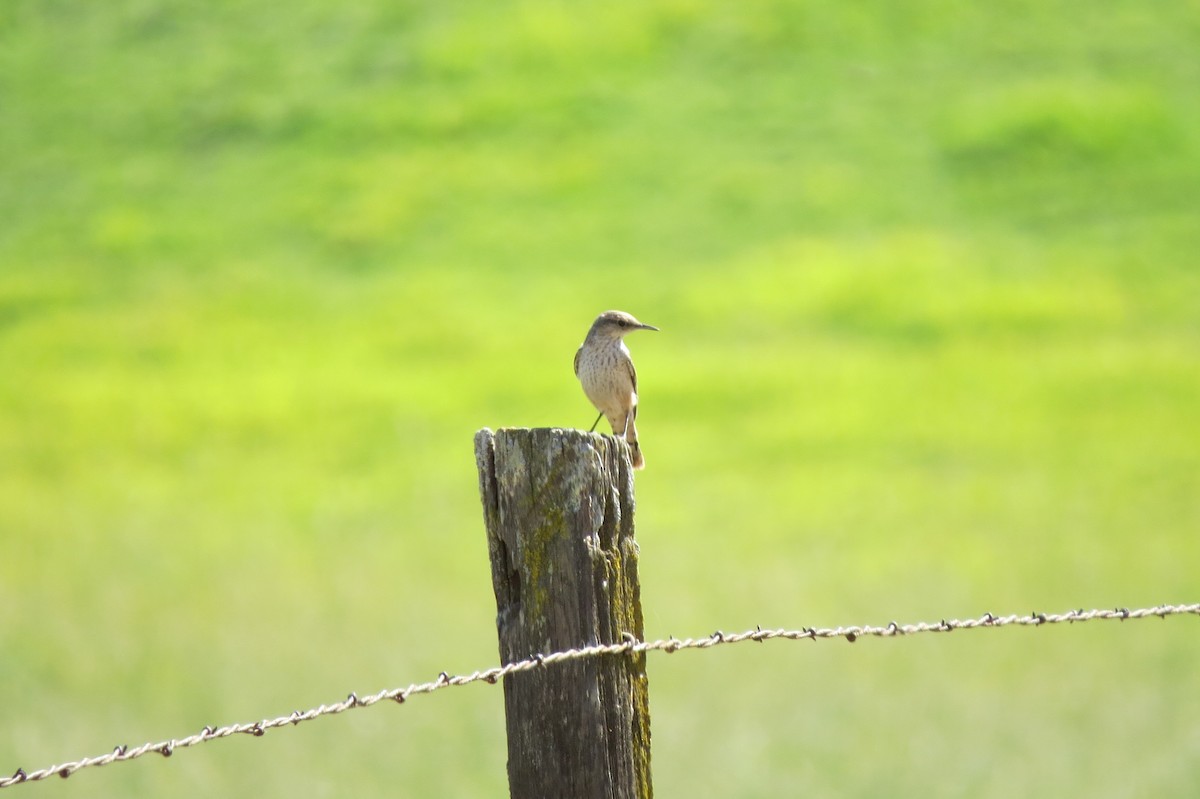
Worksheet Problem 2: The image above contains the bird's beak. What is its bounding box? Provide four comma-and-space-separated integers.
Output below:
639, 323, 660, 332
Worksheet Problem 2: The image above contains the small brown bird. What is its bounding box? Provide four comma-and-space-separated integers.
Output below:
573, 310, 659, 469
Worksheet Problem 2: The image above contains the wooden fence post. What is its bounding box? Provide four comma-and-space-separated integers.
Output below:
474, 427, 652, 799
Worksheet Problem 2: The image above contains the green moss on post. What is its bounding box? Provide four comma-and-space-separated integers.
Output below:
475, 427, 652, 799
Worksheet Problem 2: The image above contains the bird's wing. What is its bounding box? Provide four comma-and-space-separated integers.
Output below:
626, 357, 638, 396
573, 346, 582, 377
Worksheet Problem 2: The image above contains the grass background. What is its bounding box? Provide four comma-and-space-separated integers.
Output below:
2, 0, 1199, 795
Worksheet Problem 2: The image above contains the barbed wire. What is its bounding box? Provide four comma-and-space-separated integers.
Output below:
2, 603, 1196, 790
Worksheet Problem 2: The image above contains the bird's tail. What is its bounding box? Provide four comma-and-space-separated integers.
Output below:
625, 417, 646, 470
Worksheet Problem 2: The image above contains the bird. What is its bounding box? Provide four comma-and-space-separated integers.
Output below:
573, 310, 659, 469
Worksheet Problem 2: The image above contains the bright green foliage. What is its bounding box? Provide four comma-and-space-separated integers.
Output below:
2, 1, 1198, 796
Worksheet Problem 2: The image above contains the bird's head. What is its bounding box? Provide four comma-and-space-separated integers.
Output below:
588, 310, 659, 340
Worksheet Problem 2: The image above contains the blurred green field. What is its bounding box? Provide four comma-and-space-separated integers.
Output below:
2, 1, 1199, 796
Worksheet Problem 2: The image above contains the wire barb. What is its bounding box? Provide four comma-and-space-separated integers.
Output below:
1, 603, 1196, 790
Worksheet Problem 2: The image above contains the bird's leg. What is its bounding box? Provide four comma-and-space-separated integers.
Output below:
621, 411, 631, 439
588, 412, 603, 433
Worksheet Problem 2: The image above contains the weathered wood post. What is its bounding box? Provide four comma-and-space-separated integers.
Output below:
474, 427, 652, 799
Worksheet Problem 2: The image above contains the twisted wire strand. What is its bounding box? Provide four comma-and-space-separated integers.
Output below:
2, 603, 1196, 789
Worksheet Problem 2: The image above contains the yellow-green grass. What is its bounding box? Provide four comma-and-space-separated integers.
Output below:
2, 1, 1198, 796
